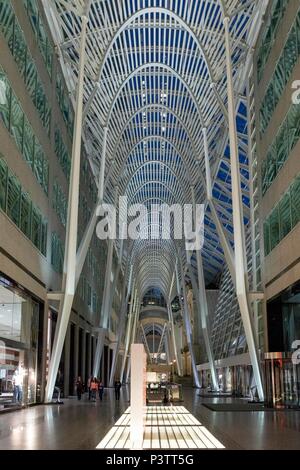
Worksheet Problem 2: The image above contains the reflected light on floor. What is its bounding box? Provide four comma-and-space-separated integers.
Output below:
96, 406, 225, 450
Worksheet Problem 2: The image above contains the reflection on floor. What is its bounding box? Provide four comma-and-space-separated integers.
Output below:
0, 389, 300, 449
97, 406, 225, 449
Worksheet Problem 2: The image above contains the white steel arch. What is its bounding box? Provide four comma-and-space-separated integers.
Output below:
43, 0, 266, 401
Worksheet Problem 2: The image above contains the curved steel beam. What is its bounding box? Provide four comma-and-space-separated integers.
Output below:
84, 7, 219, 119
105, 62, 206, 126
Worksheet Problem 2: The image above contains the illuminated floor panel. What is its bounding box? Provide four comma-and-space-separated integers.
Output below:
96, 406, 225, 449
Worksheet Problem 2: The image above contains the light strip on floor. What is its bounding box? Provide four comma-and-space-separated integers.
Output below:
198, 425, 225, 449
172, 426, 188, 449
115, 413, 128, 426
165, 425, 178, 448
96, 406, 225, 450
98, 425, 120, 449
117, 427, 130, 448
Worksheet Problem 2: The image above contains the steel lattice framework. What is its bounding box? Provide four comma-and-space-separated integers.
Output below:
44, 0, 263, 297
43, 0, 268, 401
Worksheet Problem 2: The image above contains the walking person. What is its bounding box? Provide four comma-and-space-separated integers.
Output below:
98, 380, 104, 401
76, 376, 84, 401
114, 379, 122, 401
90, 377, 98, 401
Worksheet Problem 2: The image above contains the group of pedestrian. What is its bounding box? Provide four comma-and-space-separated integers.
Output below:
75, 376, 122, 402
87, 376, 104, 401
75, 376, 104, 401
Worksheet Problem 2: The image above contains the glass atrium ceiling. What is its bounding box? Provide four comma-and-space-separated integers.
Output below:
43, 0, 266, 300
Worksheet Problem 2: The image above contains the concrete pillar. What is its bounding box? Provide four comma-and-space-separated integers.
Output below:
101, 347, 105, 382
86, 332, 91, 380
109, 342, 118, 383
81, 329, 86, 383
64, 324, 70, 397
175, 323, 184, 377
40, 299, 49, 402
107, 345, 111, 386
73, 324, 79, 390
92, 336, 96, 375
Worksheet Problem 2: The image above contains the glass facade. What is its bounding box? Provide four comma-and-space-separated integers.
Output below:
0, 156, 47, 256
264, 174, 300, 255
81, 157, 98, 204
143, 288, 167, 308
0, 274, 42, 411
51, 232, 64, 274
79, 194, 91, 228
56, 73, 74, 139
259, 7, 300, 136
54, 128, 71, 182
209, 246, 254, 360
77, 274, 100, 315
52, 179, 67, 228
262, 103, 300, 195
0, 0, 110, 412
87, 247, 101, 282
282, 283, 300, 353
22, 0, 53, 78
264, 352, 300, 409
267, 285, 300, 352
0, 66, 49, 194
257, 0, 290, 83
0, 0, 52, 136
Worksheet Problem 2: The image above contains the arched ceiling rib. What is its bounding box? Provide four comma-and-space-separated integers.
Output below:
44, 0, 263, 299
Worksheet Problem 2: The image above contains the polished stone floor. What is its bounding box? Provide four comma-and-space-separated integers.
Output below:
97, 406, 225, 449
0, 387, 300, 450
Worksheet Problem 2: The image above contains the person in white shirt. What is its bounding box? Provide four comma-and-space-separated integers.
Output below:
13, 363, 24, 403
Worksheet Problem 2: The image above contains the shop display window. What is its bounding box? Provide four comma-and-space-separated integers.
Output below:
0, 275, 40, 410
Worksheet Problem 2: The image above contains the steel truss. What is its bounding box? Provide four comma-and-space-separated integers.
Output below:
43, 0, 267, 401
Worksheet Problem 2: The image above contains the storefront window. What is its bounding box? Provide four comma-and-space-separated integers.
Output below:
282, 285, 300, 352
0, 275, 40, 411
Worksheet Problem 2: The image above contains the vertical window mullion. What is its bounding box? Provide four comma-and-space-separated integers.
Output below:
5, 161, 9, 213
32, 134, 36, 172
11, 12, 16, 55
8, 84, 12, 133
